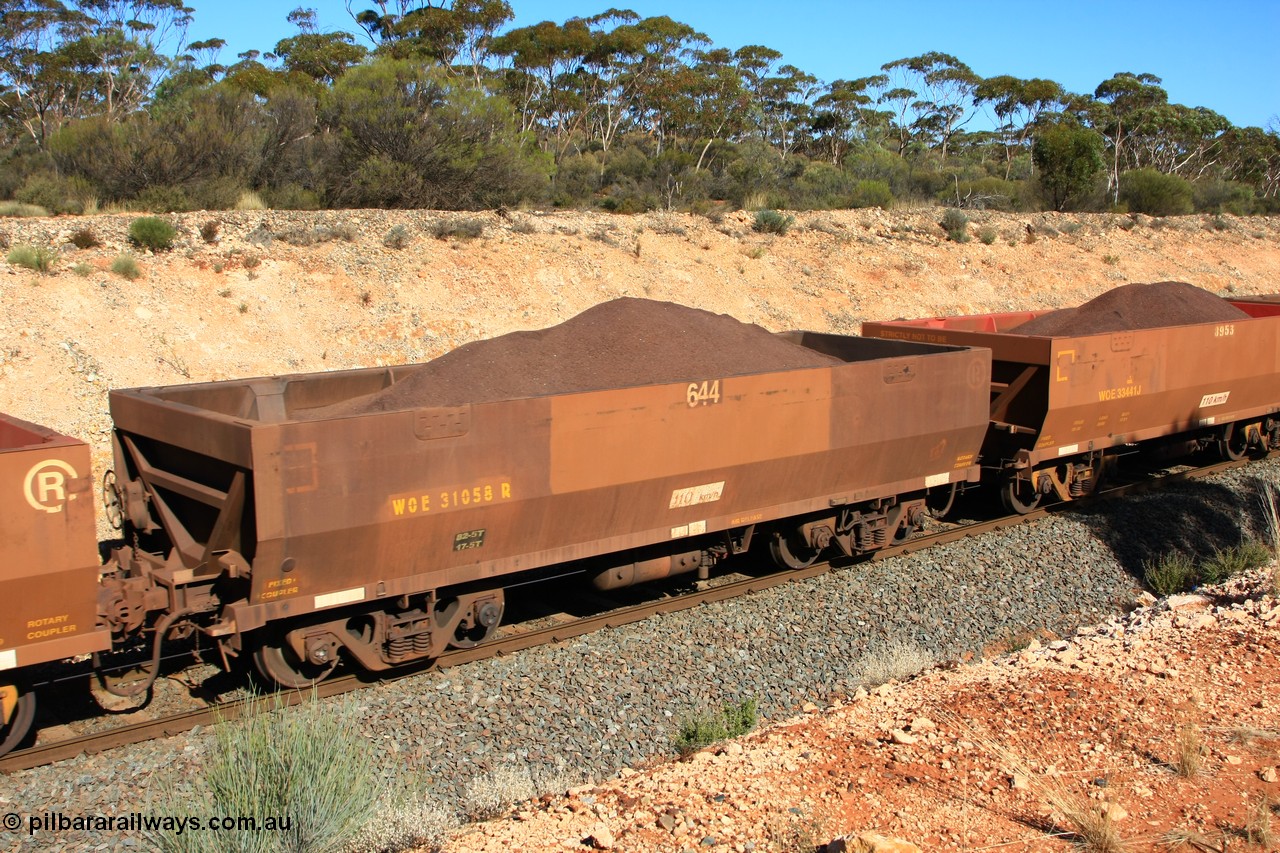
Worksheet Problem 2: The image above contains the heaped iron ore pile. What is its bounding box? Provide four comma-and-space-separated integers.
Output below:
313, 298, 842, 415
1013, 281, 1249, 336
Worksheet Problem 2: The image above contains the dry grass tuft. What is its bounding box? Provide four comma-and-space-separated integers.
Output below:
1261, 482, 1280, 595
956, 718, 1129, 852
1246, 793, 1275, 848
1173, 721, 1206, 778
1159, 827, 1226, 850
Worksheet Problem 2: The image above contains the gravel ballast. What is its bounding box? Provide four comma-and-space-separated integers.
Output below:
6, 458, 1280, 852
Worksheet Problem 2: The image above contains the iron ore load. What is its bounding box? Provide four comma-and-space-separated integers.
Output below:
3, 286, 1280, 756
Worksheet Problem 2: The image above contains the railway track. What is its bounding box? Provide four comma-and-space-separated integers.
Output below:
1, 452, 1267, 774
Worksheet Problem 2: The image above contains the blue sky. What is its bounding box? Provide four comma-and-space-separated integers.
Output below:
187, 0, 1279, 130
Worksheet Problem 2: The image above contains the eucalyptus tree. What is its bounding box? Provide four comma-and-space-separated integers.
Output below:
1, 0, 192, 145
811, 76, 890, 164
273, 7, 367, 86
1219, 125, 1280, 200
757, 63, 818, 159
71, 0, 194, 120
612, 15, 708, 156
677, 46, 753, 169
974, 74, 1067, 177
0, 1, 94, 146
880, 52, 977, 158
346, 0, 513, 84
727, 43, 781, 141
1123, 103, 1230, 179
1090, 71, 1167, 202
489, 17, 595, 151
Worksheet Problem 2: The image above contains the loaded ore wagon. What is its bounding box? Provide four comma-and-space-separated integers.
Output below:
0, 415, 112, 752
864, 282, 1280, 512
104, 299, 991, 687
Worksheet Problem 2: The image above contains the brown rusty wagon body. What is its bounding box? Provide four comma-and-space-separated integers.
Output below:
107, 333, 990, 685
1, 415, 112, 751
863, 298, 1280, 511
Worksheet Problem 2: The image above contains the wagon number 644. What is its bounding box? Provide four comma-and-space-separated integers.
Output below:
686, 379, 722, 407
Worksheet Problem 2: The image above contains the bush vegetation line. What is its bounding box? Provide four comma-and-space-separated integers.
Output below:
0, 5, 1276, 217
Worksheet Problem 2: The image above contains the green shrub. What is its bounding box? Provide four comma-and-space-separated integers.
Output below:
265, 184, 323, 211
1119, 168, 1193, 216
849, 179, 894, 209
940, 208, 970, 242
673, 698, 758, 756
136, 184, 193, 213
111, 253, 141, 280
0, 200, 50, 217
71, 261, 93, 277
1199, 541, 1271, 584
978, 226, 998, 245
1193, 179, 1257, 215
320, 222, 357, 242
148, 693, 378, 853
1032, 123, 1106, 211
1142, 551, 1197, 596
753, 209, 794, 235
15, 173, 84, 214
383, 224, 412, 249
69, 228, 100, 249
429, 217, 486, 240
7, 244, 58, 273
128, 216, 177, 251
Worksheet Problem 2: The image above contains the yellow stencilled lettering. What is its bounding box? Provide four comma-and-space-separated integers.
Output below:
731, 512, 764, 525
389, 479, 512, 518
1214, 324, 1235, 337
686, 379, 722, 407
953, 452, 975, 468
260, 577, 299, 601
1098, 384, 1143, 402
27, 623, 77, 640
26, 614, 70, 629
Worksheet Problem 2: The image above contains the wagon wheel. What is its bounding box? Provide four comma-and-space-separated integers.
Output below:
1217, 423, 1249, 462
769, 529, 819, 570
0, 683, 37, 757
1000, 475, 1042, 515
440, 597, 504, 651
252, 625, 338, 689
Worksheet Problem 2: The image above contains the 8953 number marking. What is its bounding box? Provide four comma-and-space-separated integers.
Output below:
686, 379, 721, 407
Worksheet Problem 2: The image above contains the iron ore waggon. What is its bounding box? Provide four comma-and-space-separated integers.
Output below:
0, 415, 112, 753
5, 288, 1280, 757
863, 294, 1280, 512
2, 319, 991, 753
